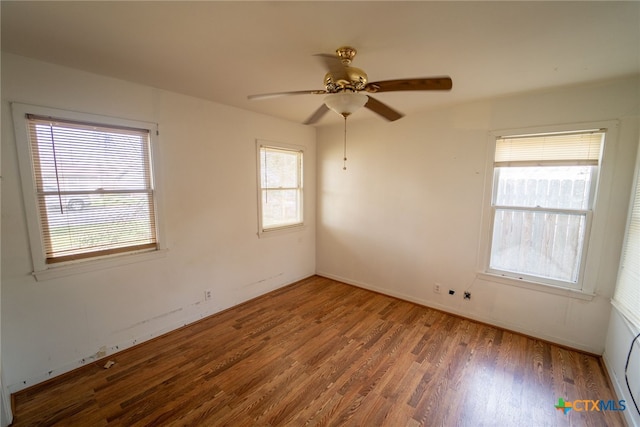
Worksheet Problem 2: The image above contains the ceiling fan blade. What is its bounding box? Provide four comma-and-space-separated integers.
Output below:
364, 96, 404, 122
365, 77, 453, 93
248, 89, 326, 101
313, 53, 349, 81
303, 104, 330, 125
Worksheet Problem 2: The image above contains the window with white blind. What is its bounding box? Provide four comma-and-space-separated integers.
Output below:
257, 142, 303, 234
486, 128, 605, 289
613, 142, 640, 327
12, 103, 162, 274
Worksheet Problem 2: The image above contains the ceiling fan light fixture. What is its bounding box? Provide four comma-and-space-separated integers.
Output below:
324, 92, 368, 117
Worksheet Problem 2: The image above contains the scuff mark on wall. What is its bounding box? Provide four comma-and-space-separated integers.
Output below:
114, 307, 184, 333
242, 272, 284, 288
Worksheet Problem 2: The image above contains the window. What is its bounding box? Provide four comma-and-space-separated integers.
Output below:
12, 103, 162, 274
257, 142, 303, 233
613, 141, 640, 327
486, 129, 605, 289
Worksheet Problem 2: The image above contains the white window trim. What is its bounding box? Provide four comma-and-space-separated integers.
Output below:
477, 120, 619, 298
11, 102, 167, 281
612, 135, 640, 328
256, 139, 305, 237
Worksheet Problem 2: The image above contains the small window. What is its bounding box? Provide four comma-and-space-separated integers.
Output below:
257, 142, 303, 233
12, 103, 161, 271
487, 129, 605, 288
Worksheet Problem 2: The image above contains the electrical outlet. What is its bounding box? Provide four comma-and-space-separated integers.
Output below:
464, 292, 471, 300
433, 283, 441, 294
204, 290, 212, 301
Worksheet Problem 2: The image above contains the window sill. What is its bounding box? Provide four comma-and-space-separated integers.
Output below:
476, 272, 595, 301
258, 223, 305, 238
33, 248, 168, 282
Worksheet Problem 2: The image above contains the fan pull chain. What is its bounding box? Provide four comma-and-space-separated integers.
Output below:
49, 125, 64, 214
343, 115, 347, 170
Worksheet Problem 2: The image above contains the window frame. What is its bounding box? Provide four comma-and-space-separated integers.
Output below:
488, 165, 598, 288
12, 103, 166, 280
612, 137, 640, 328
256, 140, 304, 236
478, 121, 618, 298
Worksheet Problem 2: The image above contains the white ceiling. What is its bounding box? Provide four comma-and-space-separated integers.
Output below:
2, 1, 639, 125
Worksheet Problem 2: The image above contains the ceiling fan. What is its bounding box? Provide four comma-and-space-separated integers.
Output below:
248, 46, 453, 125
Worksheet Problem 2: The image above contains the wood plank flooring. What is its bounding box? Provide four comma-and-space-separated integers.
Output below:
12, 275, 626, 426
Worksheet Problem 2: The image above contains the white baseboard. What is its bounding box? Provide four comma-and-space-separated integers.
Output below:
316, 271, 602, 355
602, 353, 639, 427
7, 273, 315, 395
7, 308, 213, 395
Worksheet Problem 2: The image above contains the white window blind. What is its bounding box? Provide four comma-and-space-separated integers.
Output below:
613, 146, 640, 327
258, 144, 303, 232
25, 114, 157, 263
495, 131, 603, 165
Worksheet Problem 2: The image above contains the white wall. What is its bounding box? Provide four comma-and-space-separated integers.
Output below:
1, 53, 316, 395
604, 134, 640, 427
604, 308, 640, 426
317, 76, 639, 354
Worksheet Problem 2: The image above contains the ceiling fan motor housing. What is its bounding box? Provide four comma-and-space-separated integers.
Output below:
324, 67, 368, 93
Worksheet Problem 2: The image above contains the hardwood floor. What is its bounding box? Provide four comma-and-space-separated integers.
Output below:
12, 276, 625, 426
